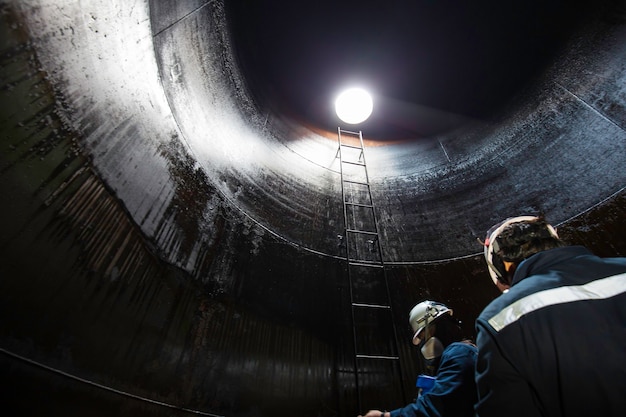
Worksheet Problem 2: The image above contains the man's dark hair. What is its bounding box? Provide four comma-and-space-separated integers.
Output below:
494, 218, 565, 265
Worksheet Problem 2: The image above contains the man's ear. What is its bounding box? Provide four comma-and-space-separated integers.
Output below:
495, 261, 515, 293
503, 261, 515, 272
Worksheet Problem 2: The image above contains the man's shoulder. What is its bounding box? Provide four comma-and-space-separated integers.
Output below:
444, 341, 477, 356
439, 342, 477, 373
477, 293, 512, 324
478, 249, 626, 325
477, 267, 558, 325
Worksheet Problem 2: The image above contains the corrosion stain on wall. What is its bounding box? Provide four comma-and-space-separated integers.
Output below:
156, 134, 229, 280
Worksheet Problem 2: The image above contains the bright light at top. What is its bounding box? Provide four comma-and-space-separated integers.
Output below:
335, 88, 373, 124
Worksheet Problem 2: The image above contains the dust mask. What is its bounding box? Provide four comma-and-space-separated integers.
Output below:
420, 337, 444, 360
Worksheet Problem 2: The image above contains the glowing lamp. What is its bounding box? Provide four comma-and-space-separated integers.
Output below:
335, 88, 373, 124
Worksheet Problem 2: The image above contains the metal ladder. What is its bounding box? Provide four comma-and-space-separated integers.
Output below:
336, 127, 405, 413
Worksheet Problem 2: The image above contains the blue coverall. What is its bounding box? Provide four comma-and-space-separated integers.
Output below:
390, 342, 477, 417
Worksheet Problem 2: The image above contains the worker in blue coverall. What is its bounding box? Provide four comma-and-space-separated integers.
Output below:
358, 300, 477, 417
476, 215, 626, 417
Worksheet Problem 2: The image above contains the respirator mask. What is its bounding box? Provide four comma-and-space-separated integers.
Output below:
420, 336, 444, 360
420, 336, 444, 371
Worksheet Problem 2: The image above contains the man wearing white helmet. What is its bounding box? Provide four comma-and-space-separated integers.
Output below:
476, 216, 626, 417
358, 300, 477, 417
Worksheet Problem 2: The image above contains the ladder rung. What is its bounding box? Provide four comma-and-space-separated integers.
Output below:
346, 228, 377, 235
356, 354, 400, 360
342, 160, 365, 167
348, 260, 383, 268
339, 129, 360, 135
343, 179, 369, 186
352, 302, 390, 309
340, 143, 363, 150
345, 201, 373, 208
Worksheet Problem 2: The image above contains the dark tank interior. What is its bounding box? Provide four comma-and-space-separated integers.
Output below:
1, 1, 625, 416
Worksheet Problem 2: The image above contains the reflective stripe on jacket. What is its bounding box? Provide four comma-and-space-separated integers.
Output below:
475, 246, 626, 417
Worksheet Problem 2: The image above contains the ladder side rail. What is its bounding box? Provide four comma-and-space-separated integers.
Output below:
338, 127, 363, 412
357, 131, 371, 189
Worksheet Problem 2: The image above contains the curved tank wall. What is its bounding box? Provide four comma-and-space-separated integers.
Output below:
0, 1, 625, 416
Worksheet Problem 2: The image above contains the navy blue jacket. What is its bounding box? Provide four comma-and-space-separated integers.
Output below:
475, 246, 626, 417
390, 342, 477, 417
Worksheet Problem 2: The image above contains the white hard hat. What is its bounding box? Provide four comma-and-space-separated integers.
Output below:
409, 300, 452, 345
483, 216, 559, 286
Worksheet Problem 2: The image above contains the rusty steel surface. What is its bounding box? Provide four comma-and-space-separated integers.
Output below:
0, 0, 625, 416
